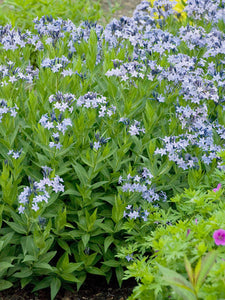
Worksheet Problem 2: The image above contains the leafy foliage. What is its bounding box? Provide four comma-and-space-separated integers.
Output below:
0, 0, 225, 299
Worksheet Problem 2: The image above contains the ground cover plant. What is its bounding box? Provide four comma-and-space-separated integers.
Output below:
0, 0, 225, 299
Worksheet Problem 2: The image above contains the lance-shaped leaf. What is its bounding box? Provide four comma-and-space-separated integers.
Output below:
184, 255, 194, 286
157, 263, 197, 300
195, 251, 217, 292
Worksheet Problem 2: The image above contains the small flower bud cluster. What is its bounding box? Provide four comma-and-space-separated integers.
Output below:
18, 166, 64, 214
76, 92, 116, 118
90, 132, 111, 151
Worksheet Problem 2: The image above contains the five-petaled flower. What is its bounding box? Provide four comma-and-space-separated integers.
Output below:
213, 229, 225, 246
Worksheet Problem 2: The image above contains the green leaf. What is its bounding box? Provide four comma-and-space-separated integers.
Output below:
50, 277, 61, 300
184, 255, 194, 286
60, 273, 80, 282
91, 181, 109, 190
195, 251, 217, 291
57, 239, 71, 255
0, 204, 4, 229
63, 262, 83, 273
0, 232, 14, 251
112, 195, 125, 223
82, 234, 90, 248
21, 277, 32, 289
5, 221, 27, 234
98, 222, 114, 233
102, 260, 120, 267
0, 280, 13, 291
86, 266, 105, 276
22, 255, 37, 263
157, 264, 197, 300
72, 162, 88, 186
32, 277, 51, 292
115, 266, 124, 288
104, 236, 114, 253
33, 262, 54, 272
13, 268, 33, 278
38, 251, 57, 264
0, 262, 13, 271
56, 252, 69, 270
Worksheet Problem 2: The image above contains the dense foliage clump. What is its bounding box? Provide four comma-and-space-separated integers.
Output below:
0, 0, 225, 299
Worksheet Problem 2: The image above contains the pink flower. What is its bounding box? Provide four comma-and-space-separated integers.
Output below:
186, 229, 191, 237
213, 183, 222, 192
213, 229, 225, 246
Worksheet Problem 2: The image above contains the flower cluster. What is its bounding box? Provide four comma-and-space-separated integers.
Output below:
0, 60, 39, 86
8, 148, 22, 159
123, 204, 150, 221
41, 56, 69, 73
39, 91, 74, 149
33, 15, 69, 46
119, 167, 167, 206
119, 118, 145, 136
184, 0, 225, 23
18, 166, 64, 214
0, 99, 18, 122
0, 24, 30, 51
76, 92, 116, 118
106, 61, 146, 82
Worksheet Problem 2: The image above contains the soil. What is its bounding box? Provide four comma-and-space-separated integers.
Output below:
0, 275, 137, 300
99, 0, 142, 22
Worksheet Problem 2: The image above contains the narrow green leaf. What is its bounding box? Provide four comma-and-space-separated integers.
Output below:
60, 273, 80, 282
50, 277, 61, 300
195, 251, 217, 291
33, 262, 54, 272
184, 256, 194, 286
102, 260, 120, 267
82, 234, 90, 248
91, 181, 109, 190
72, 163, 88, 186
157, 264, 197, 300
86, 266, 105, 276
115, 266, 124, 288
194, 257, 202, 287
63, 262, 83, 273
22, 255, 37, 263
104, 236, 114, 253
57, 239, 71, 255
13, 268, 33, 278
32, 277, 51, 292
5, 221, 27, 234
